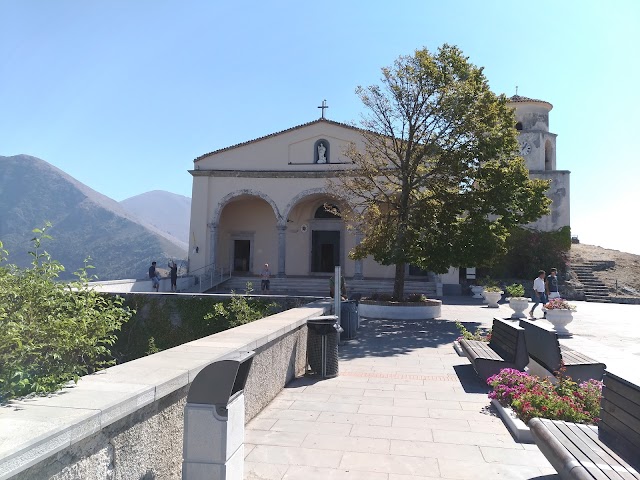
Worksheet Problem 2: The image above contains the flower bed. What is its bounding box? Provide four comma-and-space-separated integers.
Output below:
487, 368, 602, 424
359, 296, 441, 320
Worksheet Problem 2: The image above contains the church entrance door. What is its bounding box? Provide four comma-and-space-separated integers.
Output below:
311, 230, 340, 272
233, 239, 251, 273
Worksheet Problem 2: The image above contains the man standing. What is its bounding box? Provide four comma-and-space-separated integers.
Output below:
149, 261, 160, 292
168, 260, 178, 292
530, 270, 547, 319
261, 263, 271, 293
547, 268, 560, 299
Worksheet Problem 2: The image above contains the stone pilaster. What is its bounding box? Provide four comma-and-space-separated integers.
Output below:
208, 223, 217, 273
277, 225, 287, 277
354, 231, 364, 280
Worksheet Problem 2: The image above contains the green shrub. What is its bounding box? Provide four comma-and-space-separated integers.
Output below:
492, 226, 571, 279
505, 283, 525, 297
0, 227, 133, 402
112, 284, 278, 364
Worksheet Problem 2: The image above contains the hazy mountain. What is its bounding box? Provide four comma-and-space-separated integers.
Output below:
120, 191, 191, 245
0, 155, 187, 280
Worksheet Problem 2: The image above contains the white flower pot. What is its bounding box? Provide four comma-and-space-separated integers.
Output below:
509, 298, 530, 318
545, 309, 574, 335
470, 285, 484, 299
483, 291, 503, 308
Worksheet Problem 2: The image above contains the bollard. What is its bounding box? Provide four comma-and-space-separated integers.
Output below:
182, 351, 255, 480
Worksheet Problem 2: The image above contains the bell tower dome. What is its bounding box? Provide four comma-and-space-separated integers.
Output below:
508, 95, 557, 171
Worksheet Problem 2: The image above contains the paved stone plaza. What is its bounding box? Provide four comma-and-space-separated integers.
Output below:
243, 299, 640, 479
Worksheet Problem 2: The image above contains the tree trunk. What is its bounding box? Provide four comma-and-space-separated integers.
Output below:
393, 262, 406, 300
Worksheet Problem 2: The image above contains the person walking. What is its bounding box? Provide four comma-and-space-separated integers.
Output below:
168, 260, 178, 292
529, 270, 547, 319
260, 263, 271, 293
149, 261, 160, 292
547, 267, 560, 299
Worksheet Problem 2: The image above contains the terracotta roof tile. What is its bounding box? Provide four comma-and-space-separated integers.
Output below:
508, 95, 553, 108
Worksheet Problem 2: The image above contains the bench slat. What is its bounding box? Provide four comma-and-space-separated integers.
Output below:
554, 421, 631, 480
573, 424, 640, 480
561, 346, 602, 366
543, 420, 618, 480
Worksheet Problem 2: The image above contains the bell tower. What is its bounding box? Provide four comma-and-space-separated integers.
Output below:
509, 95, 557, 171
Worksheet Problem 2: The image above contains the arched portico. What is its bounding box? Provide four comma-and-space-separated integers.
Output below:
212, 191, 280, 276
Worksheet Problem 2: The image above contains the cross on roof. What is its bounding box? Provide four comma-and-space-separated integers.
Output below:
318, 99, 328, 119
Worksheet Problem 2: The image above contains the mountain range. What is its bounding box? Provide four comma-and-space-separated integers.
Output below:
0, 154, 189, 281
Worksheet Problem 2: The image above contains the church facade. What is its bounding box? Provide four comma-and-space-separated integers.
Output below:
187, 95, 570, 289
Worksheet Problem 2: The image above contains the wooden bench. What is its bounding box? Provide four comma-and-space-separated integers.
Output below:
519, 319, 606, 384
459, 318, 528, 382
530, 371, 640, 479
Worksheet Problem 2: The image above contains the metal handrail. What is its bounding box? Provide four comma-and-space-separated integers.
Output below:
192, 262, 231, 293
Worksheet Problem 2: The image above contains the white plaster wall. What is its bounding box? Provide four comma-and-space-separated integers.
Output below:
195, 121, 365, 171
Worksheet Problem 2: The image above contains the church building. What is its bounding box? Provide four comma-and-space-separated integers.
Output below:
187, 95, 570, 292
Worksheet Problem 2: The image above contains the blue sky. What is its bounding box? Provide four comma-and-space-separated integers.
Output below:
1, 1, 639, 254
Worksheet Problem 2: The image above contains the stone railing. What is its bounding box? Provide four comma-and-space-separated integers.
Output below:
0, 301, 330, 480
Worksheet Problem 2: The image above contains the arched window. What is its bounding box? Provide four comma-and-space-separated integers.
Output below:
314, 204, 341, 219
515, 122, 523, 131
545, 140, 554, 170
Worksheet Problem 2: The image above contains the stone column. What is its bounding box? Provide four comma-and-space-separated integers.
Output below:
354, 231, 364, 280
277, 225, 287, 277
208, 223, 218, 273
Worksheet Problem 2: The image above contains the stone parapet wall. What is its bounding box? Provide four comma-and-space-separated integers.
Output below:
1, 301, 329, 480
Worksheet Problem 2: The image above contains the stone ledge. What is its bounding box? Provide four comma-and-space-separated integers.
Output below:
0, 301, 329, 480
490, 398, 534, 443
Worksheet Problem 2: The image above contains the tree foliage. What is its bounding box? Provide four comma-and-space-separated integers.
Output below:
0, 225, 133, 401
332, 45, 551, 299
491, 226, 571, 279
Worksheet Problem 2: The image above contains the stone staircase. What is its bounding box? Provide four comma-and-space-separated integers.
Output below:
211, 276, 437, 298
571, 261, 613, 303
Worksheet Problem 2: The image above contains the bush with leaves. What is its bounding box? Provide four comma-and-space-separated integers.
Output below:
0, 226, 133, 402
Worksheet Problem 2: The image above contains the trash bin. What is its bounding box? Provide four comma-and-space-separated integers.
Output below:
183, 350, 255, 480
307, 315, 340, 378
340, 300, 358, 341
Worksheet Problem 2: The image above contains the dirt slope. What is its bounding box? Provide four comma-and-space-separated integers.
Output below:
570, 243, 640, 296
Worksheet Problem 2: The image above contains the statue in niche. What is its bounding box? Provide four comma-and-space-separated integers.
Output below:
317, 142, 327, 163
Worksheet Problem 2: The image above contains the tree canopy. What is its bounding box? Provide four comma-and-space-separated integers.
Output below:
332, 45, 551, 299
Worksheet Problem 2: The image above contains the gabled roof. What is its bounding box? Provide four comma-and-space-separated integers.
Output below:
508, 95, 553, 109
194, 118, 364, 162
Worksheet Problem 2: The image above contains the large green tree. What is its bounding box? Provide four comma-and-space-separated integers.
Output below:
332, 45, 551, 299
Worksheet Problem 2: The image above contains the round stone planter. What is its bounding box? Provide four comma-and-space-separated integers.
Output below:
359, 300, 442, 320
508, 298, 530, 318
545, 309, 574, 335
470, 285, 485, 299
483, 291, 503, 308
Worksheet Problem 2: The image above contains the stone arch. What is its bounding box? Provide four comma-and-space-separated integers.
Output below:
212, 189, 281, 225
281, 188, 350, 226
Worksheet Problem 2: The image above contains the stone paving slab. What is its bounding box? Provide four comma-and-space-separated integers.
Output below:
244, 300, 640, 479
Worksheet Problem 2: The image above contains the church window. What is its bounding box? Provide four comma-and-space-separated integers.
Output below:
515, 122, 523, 131
315, 203, 341, 219
545, 140, 554, 170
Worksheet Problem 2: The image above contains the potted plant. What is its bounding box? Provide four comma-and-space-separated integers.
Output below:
543, 298, 576, 335
505, 283, 529, 319
478, 278, 503, 308
470, 283, 485, 299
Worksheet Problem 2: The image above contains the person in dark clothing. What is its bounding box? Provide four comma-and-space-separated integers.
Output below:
149, 261, 160, 292
546, 267, 560, 299
168, 260, 178, 292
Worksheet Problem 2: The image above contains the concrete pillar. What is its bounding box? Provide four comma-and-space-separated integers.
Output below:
277, 225, 287, 278
354, 231, 364, 280
209, 223, 217, 272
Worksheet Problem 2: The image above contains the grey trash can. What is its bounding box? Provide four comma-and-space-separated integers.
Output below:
340, 300, 358, 340
183, 350, 255, 480
307, 315, 340, 378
